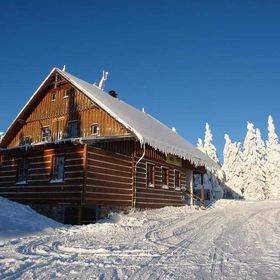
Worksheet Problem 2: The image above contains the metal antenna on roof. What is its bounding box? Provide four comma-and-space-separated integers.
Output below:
98, 70, 109, 91
62, 65, 66, 71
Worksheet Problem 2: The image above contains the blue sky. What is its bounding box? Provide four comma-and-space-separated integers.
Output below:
1, 0, 280, 158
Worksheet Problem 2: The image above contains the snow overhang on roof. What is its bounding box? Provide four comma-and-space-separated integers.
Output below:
3, 67, 220, 170
55, 68, 219, 170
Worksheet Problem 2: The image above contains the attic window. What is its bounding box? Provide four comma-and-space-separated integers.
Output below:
91, 124, 99, 135
41, 126, 51, 142
51, 93, 56, 101
64, 88, 73, 98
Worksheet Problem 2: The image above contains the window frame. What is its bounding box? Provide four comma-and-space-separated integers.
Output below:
90, 123, 99, 136
41, 126, 51, 142
161, 166, 169, 189
19, 135, 32, 146
146, 162, 155, 188
64, 88, 73, 98
174, 169, 181, 190
51, 92, 56, 101
50, 155, 65, 183
16, 159, 28, 184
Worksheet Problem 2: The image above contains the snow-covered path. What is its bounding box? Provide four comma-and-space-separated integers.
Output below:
1, 200, 280, 279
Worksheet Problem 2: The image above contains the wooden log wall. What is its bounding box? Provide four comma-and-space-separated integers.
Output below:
8, 79, 130, 148
85, 146, 133, 206
134, 155, 187, 208
93, 140, 134, 156
0, 144, 84, 204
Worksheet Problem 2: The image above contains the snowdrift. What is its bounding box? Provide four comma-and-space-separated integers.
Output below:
0, 197, 62, 239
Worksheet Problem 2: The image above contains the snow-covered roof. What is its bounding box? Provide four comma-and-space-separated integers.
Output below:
55, 68, 218, 169
3, 68, 219, 169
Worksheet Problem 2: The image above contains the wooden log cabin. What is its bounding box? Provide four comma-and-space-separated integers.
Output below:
0, 68, 219, 224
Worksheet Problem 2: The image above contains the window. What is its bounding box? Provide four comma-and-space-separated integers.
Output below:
64, 88, 73, 98
147, 163, 154, 187
17, 159, 28, 184
68, 121, 79, 138
19, 136, 32, 146
175, 170, 180, 189
41, 126, 51, 142
91, 124, 99, 135
51, 156, 65, 182
162, 167, 169, 188
51, 93, 56, 101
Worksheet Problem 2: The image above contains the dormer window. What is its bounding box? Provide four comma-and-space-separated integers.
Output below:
51, 93, 56, 101
91, 123, 99, 135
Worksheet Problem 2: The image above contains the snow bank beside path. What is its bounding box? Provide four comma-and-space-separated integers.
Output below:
0, 197, 62, 239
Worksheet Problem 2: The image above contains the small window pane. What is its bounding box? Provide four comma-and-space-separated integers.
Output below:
162, 168, 168, 186
64, 88, 73, 98
51, 156, 65, 181
42, 127, 51, 142
175, 170, 180, 188
147, 163, 154, 187
17, 160, 28, 183
91, 124, 99, 135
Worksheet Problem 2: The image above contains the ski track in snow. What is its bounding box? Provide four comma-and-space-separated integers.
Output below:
1, 200, 280, 279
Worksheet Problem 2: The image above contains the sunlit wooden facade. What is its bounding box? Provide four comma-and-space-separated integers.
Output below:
0, 68, 206, 224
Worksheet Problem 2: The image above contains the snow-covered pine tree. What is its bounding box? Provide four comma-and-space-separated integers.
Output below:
204, 123, 219, 163
222, 134, 244, 198
197, 123, 224, 200
266, 115, 280, 199
243, 122, 266, 200
256, 128, 267, 197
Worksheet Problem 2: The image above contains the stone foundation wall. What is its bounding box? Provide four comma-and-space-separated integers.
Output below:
30, 204, 138, 224
30, 204, 65, 223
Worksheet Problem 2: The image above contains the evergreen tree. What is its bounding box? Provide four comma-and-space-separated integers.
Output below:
222, 134, 244, 198
198, 123, 224, 200
256, 128, 267, 197
243, 122, 265, 200
203, 123, 219, 163
266, 115, 280, 199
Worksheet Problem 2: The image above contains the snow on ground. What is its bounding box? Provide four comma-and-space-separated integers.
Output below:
1, 198, 280, 279
0, 197, 62, 239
